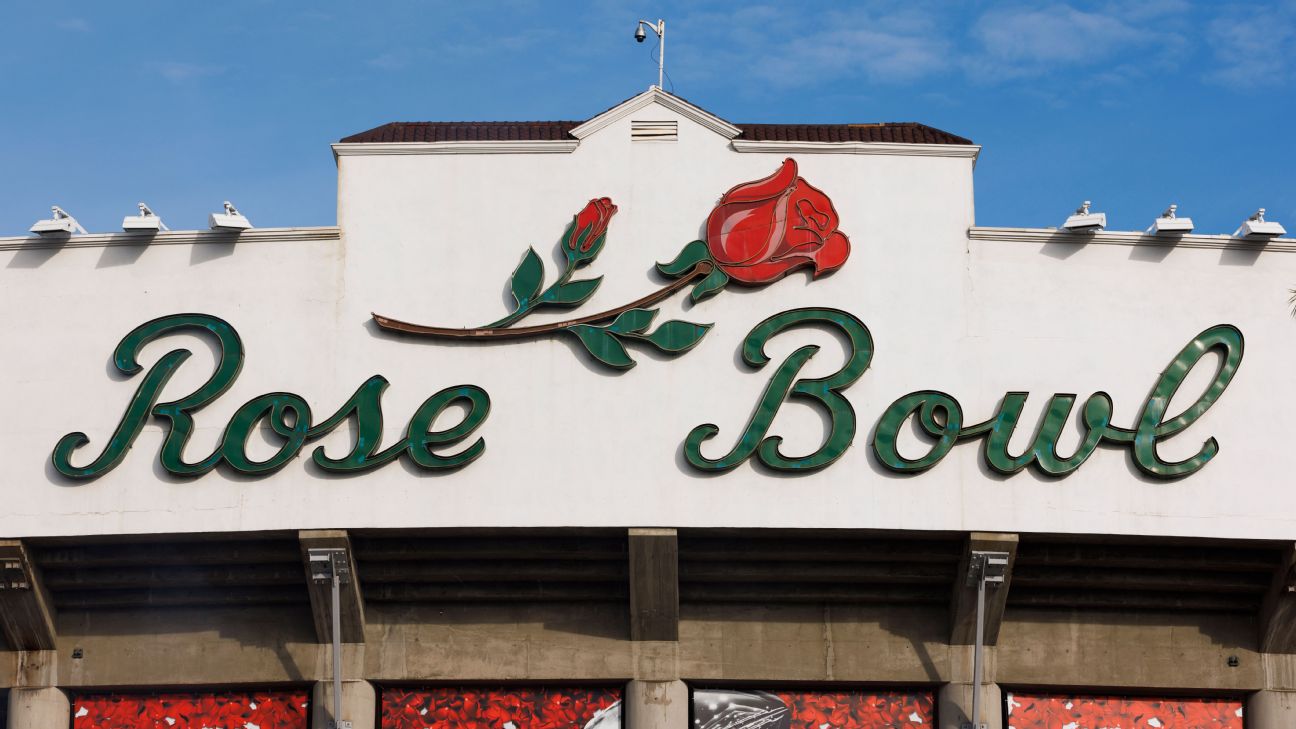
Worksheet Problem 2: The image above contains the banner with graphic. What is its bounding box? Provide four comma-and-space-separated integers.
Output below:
1006, 693, 1243, 729
72, 691, 308, 729
381, 687, 622, 729
692, 689, 933, 729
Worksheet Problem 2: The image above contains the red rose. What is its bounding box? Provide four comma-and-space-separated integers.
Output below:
563, 198, 618, 264
704, 158, 850, 285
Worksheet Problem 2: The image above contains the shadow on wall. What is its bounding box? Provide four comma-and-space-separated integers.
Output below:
57, 604, 318, 683
998, 605, 1260, 686
370, 601, 630, 641
679, 603, 946, 682
1034, 229, 1271, 267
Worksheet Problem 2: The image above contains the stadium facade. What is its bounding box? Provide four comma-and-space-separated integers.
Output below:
3, 88, 1296, 729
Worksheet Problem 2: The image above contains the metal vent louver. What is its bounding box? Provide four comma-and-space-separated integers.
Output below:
631, 120, 677, 142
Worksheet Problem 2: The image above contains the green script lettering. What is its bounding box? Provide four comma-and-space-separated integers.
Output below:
52, 313, 490, 480
685, 308, 874, 472
869, 324, 1242, 479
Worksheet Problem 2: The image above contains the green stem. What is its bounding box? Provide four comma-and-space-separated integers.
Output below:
372, 262, 714, 340
484, 259, 577, 329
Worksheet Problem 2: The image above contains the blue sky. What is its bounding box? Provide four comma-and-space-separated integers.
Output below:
1, 1, 1292, 237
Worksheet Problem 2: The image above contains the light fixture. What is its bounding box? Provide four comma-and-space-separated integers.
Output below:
209, 201, 252, 231
122, 202, 169, 232
1150, 204, 1193, 234
1062, 200, 1105, 232
29, 205, 87, 235
308, 548, 350, 729
633, 19, 666, 89
1235, 208, 1286, 239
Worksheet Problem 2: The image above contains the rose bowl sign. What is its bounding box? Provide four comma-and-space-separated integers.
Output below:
51, 159, 1244, 482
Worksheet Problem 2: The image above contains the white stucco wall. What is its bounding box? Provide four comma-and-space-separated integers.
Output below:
1, 95, 1292, 540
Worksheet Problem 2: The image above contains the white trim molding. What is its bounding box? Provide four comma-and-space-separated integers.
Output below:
570, 88, 741, 140
332, 140, 579, 157
0, 226, 341, 252
969, 226, 1296, 252
731, 139, 981, 160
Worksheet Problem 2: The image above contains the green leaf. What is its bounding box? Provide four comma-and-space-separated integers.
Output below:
607, 308, 657, 334
508, 247, 545, 309
542, 276, 603, 306
690, 267, 730, 303
639, 320, 713, 353
657, 240, 711, 277
567, 325, 636, 369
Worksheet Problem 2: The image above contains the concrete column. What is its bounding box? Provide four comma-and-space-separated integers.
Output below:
7, 687, 70, 729
626, 680, 688, 729
1247, 690, 1296, 729
312, 680, 377, 729
938, 682, 1003, 729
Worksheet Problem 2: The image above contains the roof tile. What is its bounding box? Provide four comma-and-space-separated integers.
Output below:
340, 117, 971, 147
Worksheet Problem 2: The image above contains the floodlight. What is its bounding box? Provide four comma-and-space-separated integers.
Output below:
1151, 204, 1193, 234
1235, 208, 1286, 238
122, 202, 168, 232
209, 201, 252, 231
29, 206, 87, 235
1062, 200, 1105, 232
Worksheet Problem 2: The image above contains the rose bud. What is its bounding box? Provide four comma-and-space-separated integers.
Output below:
704, 158, 850, 284
562, 197, 618, 266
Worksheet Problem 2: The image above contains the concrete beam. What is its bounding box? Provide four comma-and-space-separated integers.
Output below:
8, 687, 70, 729
1260, 542, 1296, 653
950, 533, 1018, 646
300, 530, 366, 644
1249, 690, 1296, 729
938, 679, 995, 726
0, 541, 57, 651
312, 680, 376, 729
626, 680, 686, 729
629, 529, 678, 642
938, 682, 1002, 729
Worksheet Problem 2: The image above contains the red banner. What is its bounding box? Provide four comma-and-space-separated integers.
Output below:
693, 689, 933, 729
73, 691, 308, 729
1007, 693, 1243, 729
381, 687, 622, 729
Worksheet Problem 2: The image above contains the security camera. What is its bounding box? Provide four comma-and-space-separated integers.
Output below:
634, 24, 646, 42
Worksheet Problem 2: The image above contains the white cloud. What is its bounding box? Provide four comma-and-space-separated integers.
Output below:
678, 5, 953, 89
650, 1, 1286, 96
968, 4, 1142, 79
1204, 6, 1296, 87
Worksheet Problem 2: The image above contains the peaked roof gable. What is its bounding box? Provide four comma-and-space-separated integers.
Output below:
337, 89, 974, 146
568, 87, 742, 140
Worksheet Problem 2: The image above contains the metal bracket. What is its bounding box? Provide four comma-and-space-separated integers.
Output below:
0, 559, 31, 590
966, 551, 1009, 587
308, 548, 351, 585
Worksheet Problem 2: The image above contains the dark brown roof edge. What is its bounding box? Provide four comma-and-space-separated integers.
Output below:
338, 121, 583, 144
340, 120, 972, 146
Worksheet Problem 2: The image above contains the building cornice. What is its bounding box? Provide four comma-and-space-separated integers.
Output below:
332, 140, 579, 157
731, 139, 981, 160
969, 226, 1296, 251
570, 88, 742, 140
0, 226, 340, 252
